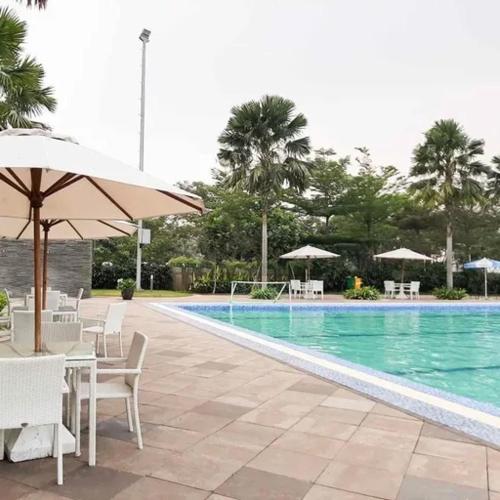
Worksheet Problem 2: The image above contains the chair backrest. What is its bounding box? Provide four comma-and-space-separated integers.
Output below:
42, 322, 82, 343
410, 281, 420, 292
125, 331, 149, 387
311, 280, 323, 292
30, 287, 51, 295
104, 302, 127, 334
0, 354, 65, 428
12, 310, 53, 344
290, 280, 301, 291
76, 288, 84, 300
384, 280, 395, 291
46, 291, 61, 311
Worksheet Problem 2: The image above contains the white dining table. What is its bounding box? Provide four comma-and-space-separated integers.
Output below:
394, 282, 411, 299
0, 341, 97, 466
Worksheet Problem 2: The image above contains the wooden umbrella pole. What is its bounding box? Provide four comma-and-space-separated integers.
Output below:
31, 168, 43, 353
42, 224, 49, 309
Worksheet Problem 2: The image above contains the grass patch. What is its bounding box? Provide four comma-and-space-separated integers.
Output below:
91, 289, 191, 298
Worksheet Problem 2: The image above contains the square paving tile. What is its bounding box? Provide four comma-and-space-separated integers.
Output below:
288, 379, 337, 396
248, 447, 329, 482
239, 408, 302, 429
397, 475, 488, 500
271, 430, 345, 459
111, 477, 209, 500
19, 492, 74, 500
142, 424, 205, 452
157, 349, 190, 358
312, 405, 367, 425
349, 426, 418, 451
303, 484, 378, 499
361, 413, 422, 436
0, 477, 36, 499
44, 465, 141, 500
318, 461, 404, 499
216, 466, 311, 500
415, 436, 486, 464
193, 401, 251, 419
370, 403, 418, 420
407, 453, 487, 489
420, 422, 477, 443
196, 361, 238, 371
211, 421, 283, 451
291, 411, 358, 440
167, 411, 232, 434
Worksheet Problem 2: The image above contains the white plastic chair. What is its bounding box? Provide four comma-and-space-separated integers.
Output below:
290, 280, 301, 298
11, 310, 53, 344
74, 331, 148, 452
311, 280, 324, 299
82, 302, 127, 357
0, 354, 66, 484
59, 288, 84, 318
409, 281, 420, 300
41, 322, 82, 343
384, 281, 396, 299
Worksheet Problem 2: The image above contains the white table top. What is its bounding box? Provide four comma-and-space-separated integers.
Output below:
0, 342, 95, 361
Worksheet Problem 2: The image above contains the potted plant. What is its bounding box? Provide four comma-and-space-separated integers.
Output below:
117, 278, 136, 300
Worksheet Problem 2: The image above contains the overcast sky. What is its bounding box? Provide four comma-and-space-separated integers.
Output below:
5, 0, 500, 184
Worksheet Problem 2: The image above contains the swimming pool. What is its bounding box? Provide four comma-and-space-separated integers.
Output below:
178, 303, 500, 409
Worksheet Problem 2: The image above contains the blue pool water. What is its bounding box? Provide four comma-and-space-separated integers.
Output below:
183, 304, 500, 408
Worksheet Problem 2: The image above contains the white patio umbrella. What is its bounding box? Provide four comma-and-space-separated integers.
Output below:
463, 257, 500, 298
280, 245, 339, 281
0, 217, 137, 307
0, 129, 204, 351
374, 247, 432, 282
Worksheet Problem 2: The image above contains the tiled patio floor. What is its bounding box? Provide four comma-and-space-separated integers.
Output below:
2, 297, 500, 499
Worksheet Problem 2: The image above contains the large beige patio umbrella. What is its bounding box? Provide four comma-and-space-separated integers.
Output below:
0, 217, 137, 307
0, 129, 204, 352
374, 247, 432, 282
280, 245, 339, 281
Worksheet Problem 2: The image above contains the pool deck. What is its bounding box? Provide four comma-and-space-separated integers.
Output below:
2, 296, 500, 499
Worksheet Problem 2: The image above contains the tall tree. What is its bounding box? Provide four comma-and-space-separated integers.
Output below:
0, 7, 56, 130
217, 95, 312, 283
410, 119, 489, 288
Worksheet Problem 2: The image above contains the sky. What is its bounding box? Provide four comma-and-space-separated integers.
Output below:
5, 0, 500, 184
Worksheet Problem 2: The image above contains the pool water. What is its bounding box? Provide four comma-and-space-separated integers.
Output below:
189, 305, 500, 408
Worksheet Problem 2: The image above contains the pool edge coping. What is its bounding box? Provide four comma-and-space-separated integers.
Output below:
148, 301, 500, 447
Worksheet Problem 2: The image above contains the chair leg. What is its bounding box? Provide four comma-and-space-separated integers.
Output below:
75, 371, 81, 456
125, 398, 134, 432
103, 334, 108, 358
56, 423, 63, 485
95, 333, 100, 356
0, 429, 4, 460
119, 331, 123, 358
132, 393, 143, 449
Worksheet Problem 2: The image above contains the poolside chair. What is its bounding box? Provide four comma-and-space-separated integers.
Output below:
11, 310, 53, 344
384, 281, 396, 299
27, 291, 61, 313
41, 322, 82, 343
310, 280, 324, 300
290, 280, 301, 298
0, 354, 66, 484
82, 302, 127, 357
58, 288, 84, 318
74, 331, 148, 453
409, 281, 420, 300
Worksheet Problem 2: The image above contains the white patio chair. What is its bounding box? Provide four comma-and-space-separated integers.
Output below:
82, 302, 127, 357
310, 280, 324, 299
11, 310, 53, 344
290, 280, 301, 298
409, 281, 420, 300
74, 331, 148, 453
384, 281, 396, 299
58, 288, 84, 318
30, 286, 52, 295
27, 291, 60, 313
42, 322, 82, 343
0, 354, 66, 484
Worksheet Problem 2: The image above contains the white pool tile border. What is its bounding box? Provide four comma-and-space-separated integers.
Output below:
149, 301, 500, 446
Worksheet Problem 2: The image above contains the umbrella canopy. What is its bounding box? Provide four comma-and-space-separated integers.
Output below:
374, 247, 432, 282
0, 129, 204, 352
463, 258, 500, 298
280, 245, 339, 281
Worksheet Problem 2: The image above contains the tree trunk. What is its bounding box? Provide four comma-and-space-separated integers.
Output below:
261, 209, 268, 285
446, 221, 454, 288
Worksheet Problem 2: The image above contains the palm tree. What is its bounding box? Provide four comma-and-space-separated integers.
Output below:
410, 119, 489, 288
218, 95, 311, 283
0, 7, 56, 130
20, 1, 47, 8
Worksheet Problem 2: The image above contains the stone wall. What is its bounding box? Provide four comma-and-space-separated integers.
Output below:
0, 240, 92, 298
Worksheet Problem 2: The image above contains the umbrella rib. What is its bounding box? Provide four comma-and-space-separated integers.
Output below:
44, 174, 84, 197
66, 220, 84, 239
157, 190, 204, 213
0, 172, 30, 197
84, 177, 133, 221
16, 220, 31, 239
6, 168, 30, 194
98, 220, 134, 236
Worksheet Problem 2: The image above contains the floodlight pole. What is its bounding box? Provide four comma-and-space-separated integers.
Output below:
136, 28, 151, 290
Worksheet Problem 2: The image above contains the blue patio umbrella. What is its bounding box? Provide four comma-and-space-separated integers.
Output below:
463, 258, 500, 298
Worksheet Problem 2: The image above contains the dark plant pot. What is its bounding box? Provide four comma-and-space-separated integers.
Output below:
121, 288, 134, 300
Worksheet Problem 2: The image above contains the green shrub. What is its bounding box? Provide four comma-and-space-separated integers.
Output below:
343, 286, 380, 300
0, 291, 6, 315
432, 287, 467, 300
250, 287, 278, 300
116, 278, 136, 291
